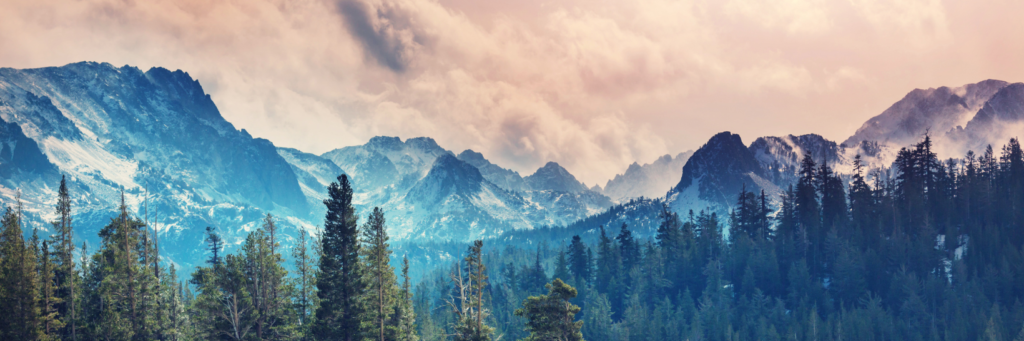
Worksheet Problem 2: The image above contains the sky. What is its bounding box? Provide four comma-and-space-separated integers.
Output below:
2, 0, 1023, 186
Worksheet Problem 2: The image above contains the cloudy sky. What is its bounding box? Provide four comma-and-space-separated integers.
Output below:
2, 0, 1022, 185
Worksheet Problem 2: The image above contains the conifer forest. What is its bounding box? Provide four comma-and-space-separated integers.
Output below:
2, 135, 1024, 341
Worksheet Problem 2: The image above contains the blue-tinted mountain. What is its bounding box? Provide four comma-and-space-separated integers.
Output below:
525, 162, 589, 193
843, 79, 1019, 163
0, 62, 308, 270
307, 137, 615, 240
749, 134, 844, 186
668, 132, 773, 210
601, 151, 692, 202
457, 149, 528, 192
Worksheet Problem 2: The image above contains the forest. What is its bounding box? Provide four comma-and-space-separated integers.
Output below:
0, 135, 1023, 341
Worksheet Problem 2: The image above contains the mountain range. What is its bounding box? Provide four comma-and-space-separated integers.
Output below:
0, 63, 1020, 270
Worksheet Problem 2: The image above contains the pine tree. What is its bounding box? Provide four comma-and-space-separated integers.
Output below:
293, 227, 317, 340
85, 191, 156, 340
567, 235, 590, 285
514, 278, 584, 341
314, 174, 365, 341
39, 240, 65, 340
51, 175, 77, 340
581, 289, 616, 341
616, 223, 640, 282
363, 207, 396, 341
0, 197, 42, 340
190, 226, 224, 340
246, 213, 293, 339
553, 248, 571, 285
396, 257, 418, 341
594, 225, 619, 296
520, 249, 548, 296
796, 153, 822, 275
449, 240, 493, 341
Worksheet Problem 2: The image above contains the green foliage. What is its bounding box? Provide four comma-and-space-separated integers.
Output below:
514, 278, 583, 341
4, 135, 1024, 341
314, 174, 366, 341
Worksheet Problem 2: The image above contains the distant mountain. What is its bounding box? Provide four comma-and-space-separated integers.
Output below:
843, 79, 1023, 163
844, 79, 1007, 149
949, 83, 1024, 155
668, 132, 777, 211
0, 62, 619, 270
0, 62, 1015, 270
277, 147, 346, 214
749, 134, 845, 186
457, 149, 528, 192
601, 151, 692, 202
524, 162, 589, 193
0, 62, 309, 270
308, 137, 614, 240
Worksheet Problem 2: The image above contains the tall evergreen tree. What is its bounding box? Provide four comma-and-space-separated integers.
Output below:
363, 207, 396, 341
293, 227, 317, 340
50, 175, 77, 340
449, 240, 493, 341
0, 197, 42, 340
39, 240, 65, 339
246, 213, 293, 339
314, 174, 365, 341
796, 153, 822, 274
567, 235, 590, 285
396, 257, 418, 341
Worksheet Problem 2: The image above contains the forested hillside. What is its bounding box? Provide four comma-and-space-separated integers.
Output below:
1, 134, 1022, 340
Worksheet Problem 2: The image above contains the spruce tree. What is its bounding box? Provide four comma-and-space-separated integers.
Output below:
363, 207, 396, 341
245, 213, 292, 339
314, 174, 364, 341
39, 240, 64, 340
293, 227, 317, 340
553, 248, 571, 286
396, 257, 418, 341
51, 175, 77, 340
567, 235, 590, 285
594, 225, 619, 295
796, 153, 822, 274
0, 198, 42, 340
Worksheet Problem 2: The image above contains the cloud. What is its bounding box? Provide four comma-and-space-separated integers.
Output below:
2, 0, 1024, 185
337, 0, 426, 73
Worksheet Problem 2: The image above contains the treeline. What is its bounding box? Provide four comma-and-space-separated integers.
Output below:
2, 135, 1023, 341
0, 173, 575, 341
411, 136, 1024, 341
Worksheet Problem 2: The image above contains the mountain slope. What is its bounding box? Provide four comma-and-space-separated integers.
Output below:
950, 83, 1024, 154
524, 162, 589, 193
602, 151, 692, 202
843, 79, 1024, 163
457, 149, 529, 192
307, 137, 615, 239
669, 132, 773, 210
0, 62, 310, 269
843, 80, 1007, 149
749, 134, 845, 186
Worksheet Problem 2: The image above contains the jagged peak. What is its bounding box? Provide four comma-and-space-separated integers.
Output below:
525, 161, 587, 193
532, 161, 570, 176
457, 149, 486, 162
367, 136, 404, 150
406, 137, 442, 151
423, 153, 484, 187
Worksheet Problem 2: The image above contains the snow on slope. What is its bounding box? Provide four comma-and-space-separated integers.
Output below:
0, 62, 309, 270
300, 137, 615, 240
602, 151, 693, 202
